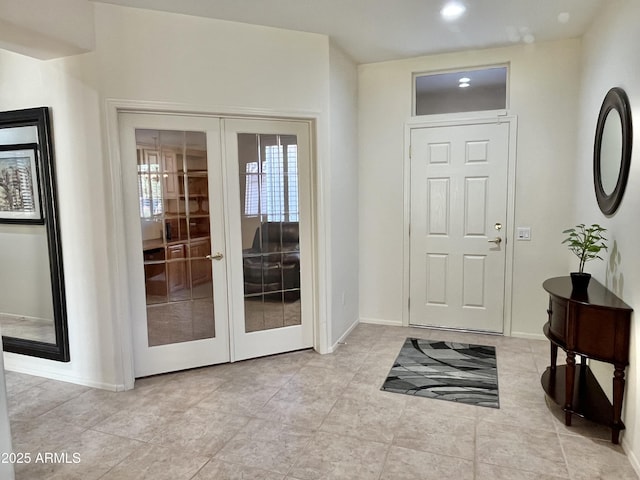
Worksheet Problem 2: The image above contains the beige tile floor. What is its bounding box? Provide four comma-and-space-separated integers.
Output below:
4, 323, 639, 480
0, 314, 55, 344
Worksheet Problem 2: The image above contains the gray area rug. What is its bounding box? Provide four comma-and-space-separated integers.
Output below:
381, 337, 499, 408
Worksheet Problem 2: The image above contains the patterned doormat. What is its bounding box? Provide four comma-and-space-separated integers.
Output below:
381, 337, 499, 408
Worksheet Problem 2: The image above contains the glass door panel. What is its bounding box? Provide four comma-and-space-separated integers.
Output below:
237, 133, 302, 333
136, 129, 216, 347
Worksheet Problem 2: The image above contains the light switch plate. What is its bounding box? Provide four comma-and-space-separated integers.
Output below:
516, 227, 531, 241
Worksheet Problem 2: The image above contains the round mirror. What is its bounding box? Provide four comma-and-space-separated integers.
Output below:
594, 87, 633, 215
600, 109, 623, 195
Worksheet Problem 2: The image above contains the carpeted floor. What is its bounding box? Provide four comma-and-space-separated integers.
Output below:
381, 337, 499, 408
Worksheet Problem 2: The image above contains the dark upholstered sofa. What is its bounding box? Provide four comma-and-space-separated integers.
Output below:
243, 222, 300, 300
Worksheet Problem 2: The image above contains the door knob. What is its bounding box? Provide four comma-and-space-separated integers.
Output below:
488, 237, 502, 245
206, 252, 224, 260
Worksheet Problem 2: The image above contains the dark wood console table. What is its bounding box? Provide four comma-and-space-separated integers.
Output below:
541, 276, 632, 444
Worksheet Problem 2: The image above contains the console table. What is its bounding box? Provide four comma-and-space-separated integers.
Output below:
541, 276, 632, 444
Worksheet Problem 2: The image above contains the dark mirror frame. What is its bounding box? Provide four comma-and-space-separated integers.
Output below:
0, 107, 69, 362
594, 87, 633, 216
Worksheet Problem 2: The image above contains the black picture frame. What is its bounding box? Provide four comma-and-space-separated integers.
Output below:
593, 87, 633, 216
0, 143, 43, 224
0, 107, 69, 362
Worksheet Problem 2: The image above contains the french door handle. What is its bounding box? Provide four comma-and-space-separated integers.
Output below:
206, 252, 224, 261
488, 237, 502, 245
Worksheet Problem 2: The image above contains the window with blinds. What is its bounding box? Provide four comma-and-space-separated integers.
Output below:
244, 135, 299, 221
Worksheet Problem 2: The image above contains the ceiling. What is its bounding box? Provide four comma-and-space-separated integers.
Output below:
94, 0, 604, 64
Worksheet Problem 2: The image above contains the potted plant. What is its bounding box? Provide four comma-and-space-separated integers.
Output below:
562, 223, 607, 291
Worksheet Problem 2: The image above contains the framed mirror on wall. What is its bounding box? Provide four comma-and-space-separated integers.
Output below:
0, 107, 69, 362
594, 87, 633, 216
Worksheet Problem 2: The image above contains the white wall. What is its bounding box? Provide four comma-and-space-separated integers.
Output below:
573, 0, 640, 469
358, 39, 581, 335
328, 42, 359, 346
1, 3, 334, 388
0, 48, 119, 388
0, 336, 15, 480
0, 0, 94, 59
0, 384, 13, 479
0, 225, 54, 320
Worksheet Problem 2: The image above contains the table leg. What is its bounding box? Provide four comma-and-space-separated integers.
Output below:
612, 365, 626, 444
550, 342, 558, 371
565, 351, 576, 426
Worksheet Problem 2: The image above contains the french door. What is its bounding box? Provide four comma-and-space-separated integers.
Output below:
223, 119, 314, 361
119, 113, 313, 377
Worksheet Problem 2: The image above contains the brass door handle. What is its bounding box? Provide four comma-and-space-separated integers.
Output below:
206, 252, 224, 261
488, 237, 502, 245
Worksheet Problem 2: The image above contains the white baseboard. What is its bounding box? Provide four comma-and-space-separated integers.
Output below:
623, 437, 640, 477
0, 313, 52, 323
3, 359, 121, 392
359, 317, 403, 327
329, 318, 359, 352
510, 331, 547, 341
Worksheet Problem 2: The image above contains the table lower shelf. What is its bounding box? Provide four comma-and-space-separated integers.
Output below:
541, 364, 624, 432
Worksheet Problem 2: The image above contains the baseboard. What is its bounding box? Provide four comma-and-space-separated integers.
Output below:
3, 359, 121, 392
510, 331, 547, 341
622, 437, 640, 477
359, 321, 547, 341
0, 312, 52, 323
330, 318, 359, 352
359, 317, 403, 327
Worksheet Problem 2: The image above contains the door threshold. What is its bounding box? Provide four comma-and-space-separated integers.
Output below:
408, 324, 503, 336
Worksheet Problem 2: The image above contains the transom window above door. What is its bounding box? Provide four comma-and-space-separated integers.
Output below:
413, 66, 508, 116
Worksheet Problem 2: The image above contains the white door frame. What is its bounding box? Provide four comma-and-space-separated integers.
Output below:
104, 99, 325, 390
402, 111, 518, 335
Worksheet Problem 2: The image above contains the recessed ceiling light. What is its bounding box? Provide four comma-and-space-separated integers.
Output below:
459, 77, 471, 83
459, 82, 470, 88
558, 12, 570, 24
441, 2, 466, 21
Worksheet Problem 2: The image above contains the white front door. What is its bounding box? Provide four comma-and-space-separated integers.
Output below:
409, 120, 510, 332
120, 113, 314, 377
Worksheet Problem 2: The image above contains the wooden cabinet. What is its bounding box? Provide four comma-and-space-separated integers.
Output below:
541, 276, 632, 443
167, 244, 187, 293
143, 246, 166, 298
139, 145, 213, 302
189, 238, 212, 286
143, 238, 212, 300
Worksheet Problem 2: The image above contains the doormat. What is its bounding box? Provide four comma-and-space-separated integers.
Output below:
381, 337, 499, 408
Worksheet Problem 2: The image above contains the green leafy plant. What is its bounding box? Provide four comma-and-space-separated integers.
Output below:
562, 223, 608, 273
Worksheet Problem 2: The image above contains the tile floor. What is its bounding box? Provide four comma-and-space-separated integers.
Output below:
4, 323, 639, 480
0, 314, 55, 344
